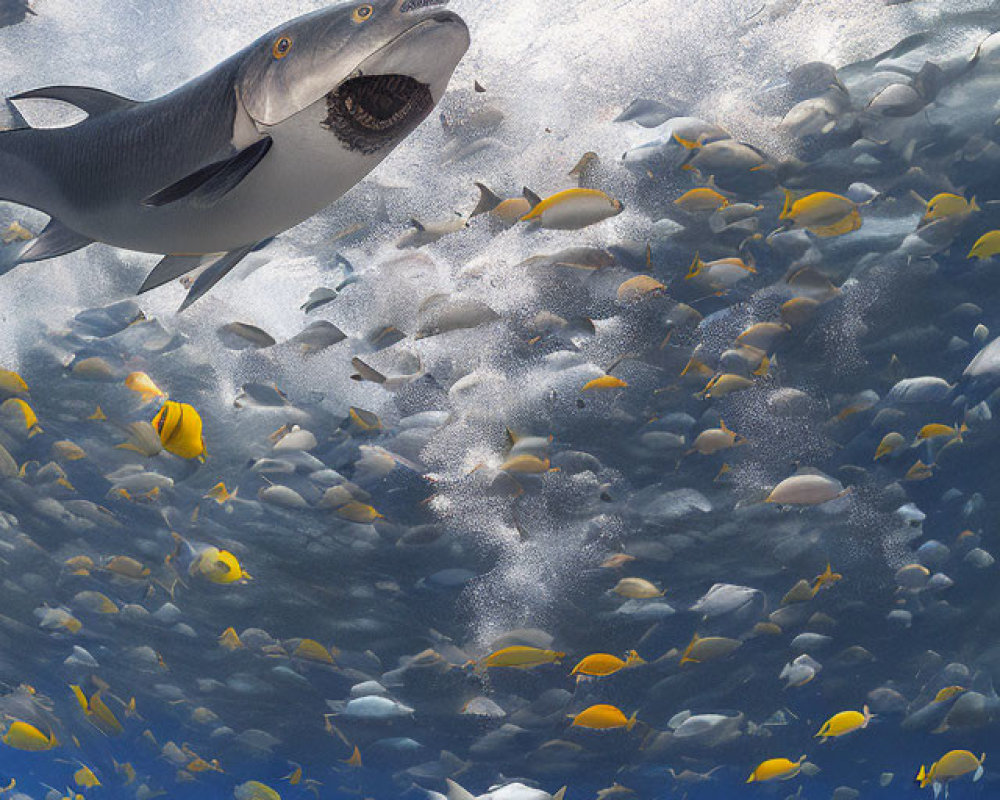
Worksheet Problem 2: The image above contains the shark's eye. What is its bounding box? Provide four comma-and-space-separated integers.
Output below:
272, 36, 293, 59
352, 4, 374, 23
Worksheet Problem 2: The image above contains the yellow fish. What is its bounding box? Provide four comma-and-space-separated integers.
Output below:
499, 454, 551, 474
674, 187, 729, 213
875, 432, 906, 461
679, 633, 741, 665
570, 651, 644, 677
617, 275, 666, 302
968, 230, 1000, 260
192, 547, 247, 584
685, 253, 756, 280
916, 750, 985, 791
917, 423, 965, 441
781, 190, 861, 237
1, 221, 33, 243
699, 373, 753, 399
0, 368, 28, 397
582, 375, 628, 391
219, 627, 244, 651
570, 704, 637, 730
104, 555, 150, 579
747, 756, 806, 782
73, 765, 100, 788
125, 372, 167, 404
905, 460, 935, 481
292, 639, 336, 665
922, 193, 978, 225
151, 401, 205, 460
2, 721, 58, 751
934, 686, 966, 703
520, 188, 623, 230
333, 501, 383, 524
481, 646, 565, 669
70, 685, 123, 736
815, 705, 871, 739
1, 397, 41, 436
811, 563, 842, 596
203, 482, 237, 504
613, 577, 663, 598
234, 780, 282, 800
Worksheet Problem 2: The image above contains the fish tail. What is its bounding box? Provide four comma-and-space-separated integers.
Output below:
626, 710, 638, 731
971, 196, 981, 212
780, 189, 795, 219
686, 252, 704, 279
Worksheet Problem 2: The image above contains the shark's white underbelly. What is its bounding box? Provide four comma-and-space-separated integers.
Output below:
70, 98, 382, 255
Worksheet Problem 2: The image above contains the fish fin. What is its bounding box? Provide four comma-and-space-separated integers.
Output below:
445, 779, 476, 800
780, 189, 796, 219
523, 187, 542, 209
10, 86, 138, 118
0, 218, 92, 274
471, 182, 502, 216
177, 245, 256, 312
672, 133, 702, 150
137, 255, 208, 294
351, 357, 387, 384
142, 136, 273, 208
409, 218, 426, 232
3, 99, 30, 130
551, 788, 567, 800
975, 765, 983, 782
809, 209, 861, 238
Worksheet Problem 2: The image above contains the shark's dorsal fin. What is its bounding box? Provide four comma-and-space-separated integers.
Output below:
471, 182, 502, 216
143, 136, 273, 209
10, 86, 139, 118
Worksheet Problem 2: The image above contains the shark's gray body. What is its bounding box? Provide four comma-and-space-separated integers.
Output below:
0, 0, 469, 308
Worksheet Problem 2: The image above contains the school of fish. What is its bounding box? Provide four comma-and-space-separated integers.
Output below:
0, 0, 999, 798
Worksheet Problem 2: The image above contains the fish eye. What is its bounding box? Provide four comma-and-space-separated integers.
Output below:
272, 36, 293, 59
352, 4, 374, 22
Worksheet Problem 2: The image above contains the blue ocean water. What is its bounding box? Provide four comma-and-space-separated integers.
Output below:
1, 0, 1000, 799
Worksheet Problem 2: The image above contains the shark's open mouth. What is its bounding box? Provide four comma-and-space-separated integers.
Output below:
323, 74, 433, 155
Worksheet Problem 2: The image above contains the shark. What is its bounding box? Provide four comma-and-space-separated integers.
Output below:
0, 0, 469, 309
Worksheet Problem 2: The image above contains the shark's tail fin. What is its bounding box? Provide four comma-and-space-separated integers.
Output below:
0, 100, 94, 274
0, 219, 93, 278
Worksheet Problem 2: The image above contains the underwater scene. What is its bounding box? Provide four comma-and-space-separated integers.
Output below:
1, 0, 1000, 798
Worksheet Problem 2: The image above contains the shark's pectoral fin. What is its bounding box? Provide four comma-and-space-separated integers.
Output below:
142, 137, 273, 209
138, 254, 210, 295
177, 244, 257, 312
0, 218, 93, 276
9, 86, 139, 117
